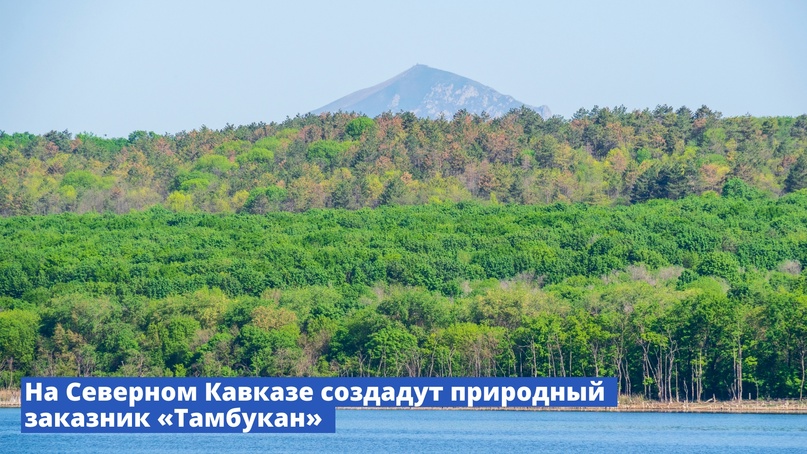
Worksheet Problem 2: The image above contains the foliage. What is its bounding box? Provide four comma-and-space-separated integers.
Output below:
2, 107, 807, 400
2, 108, 806, 216
0, 194, 803, 400
345, 117, 375, 140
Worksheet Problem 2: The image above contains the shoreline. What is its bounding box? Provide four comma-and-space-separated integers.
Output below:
0, 389, 19, 409
598, 399, 807, 414
335, 401, 807, 414
3, 388, 806, 414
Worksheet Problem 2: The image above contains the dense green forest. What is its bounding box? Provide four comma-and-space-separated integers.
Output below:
1, 107, 806, 402
2, 106, 807, 216
1, 184, 807, 401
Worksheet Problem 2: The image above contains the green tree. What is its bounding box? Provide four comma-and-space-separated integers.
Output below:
242, 186, 287, 214
0, 309, 39, 381
785, 154, 807, 193
345, 117, 375, 140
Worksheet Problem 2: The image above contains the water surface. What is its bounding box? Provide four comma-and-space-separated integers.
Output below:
3, 408, 806, 453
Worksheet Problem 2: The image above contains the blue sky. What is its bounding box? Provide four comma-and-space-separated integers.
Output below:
1, 0, 805, 137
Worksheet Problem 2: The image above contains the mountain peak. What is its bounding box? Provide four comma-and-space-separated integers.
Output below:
311, 65, 550, 119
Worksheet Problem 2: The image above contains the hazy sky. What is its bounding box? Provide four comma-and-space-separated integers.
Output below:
1, 0, 805, 137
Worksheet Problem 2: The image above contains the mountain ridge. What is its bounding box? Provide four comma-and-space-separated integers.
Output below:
311, 64, 551, 119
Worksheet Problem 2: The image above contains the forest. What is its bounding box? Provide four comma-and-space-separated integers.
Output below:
1, 106, 806, 216
1, 186, 806, 401
1, 106, 807, 402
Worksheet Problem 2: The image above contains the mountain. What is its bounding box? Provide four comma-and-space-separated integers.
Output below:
311, 64, 551, 119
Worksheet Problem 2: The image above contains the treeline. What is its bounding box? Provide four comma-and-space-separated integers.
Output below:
1, 185, 807, 401
1, 106, 807, 216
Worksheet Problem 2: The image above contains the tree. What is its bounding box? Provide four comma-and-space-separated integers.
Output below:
367, 326, 418, 376
722, 178, 766, 200
0, 309, 39, 383
345, 117, 375, 140
242, 186, 287, 214
785, 154, 807, 193
0, 264, 31, 298
165, 191, 193, 211
161, 316, 201, 373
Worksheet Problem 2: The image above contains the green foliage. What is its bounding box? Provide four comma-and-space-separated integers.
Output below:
0, 194, 803, 394
2, 109, 807, 216
237, 147, 274, 165
723, 178, 767, 200
174, 171, 215, 191
3, 108, 807, 400
377, 289, 450, 330
0, 264, 31, 299
0, 309, 39, 371
345, 117, 375, 140
307, 140, 351, 161
242, 186, 287, 214
62, 170, 101, 190
165, 191, 193, 212
785, 153, 807, 192
195, 155, 237, 174
75, 133, 127, 159
162, 316, 200, 368
367, 326, 417, 376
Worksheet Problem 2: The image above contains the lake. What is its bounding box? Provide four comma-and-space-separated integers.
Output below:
2, 408, 806, 453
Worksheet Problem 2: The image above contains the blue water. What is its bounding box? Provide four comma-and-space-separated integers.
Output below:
2, 408, 807, 453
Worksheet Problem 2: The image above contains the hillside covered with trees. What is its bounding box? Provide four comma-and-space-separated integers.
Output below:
2, 106, 807, 402
1, 186, 807, 401
2, 106, 807, 216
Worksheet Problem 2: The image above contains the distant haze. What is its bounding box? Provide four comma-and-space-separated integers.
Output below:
312, 65, 551, 119
0, 1, 805, 137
